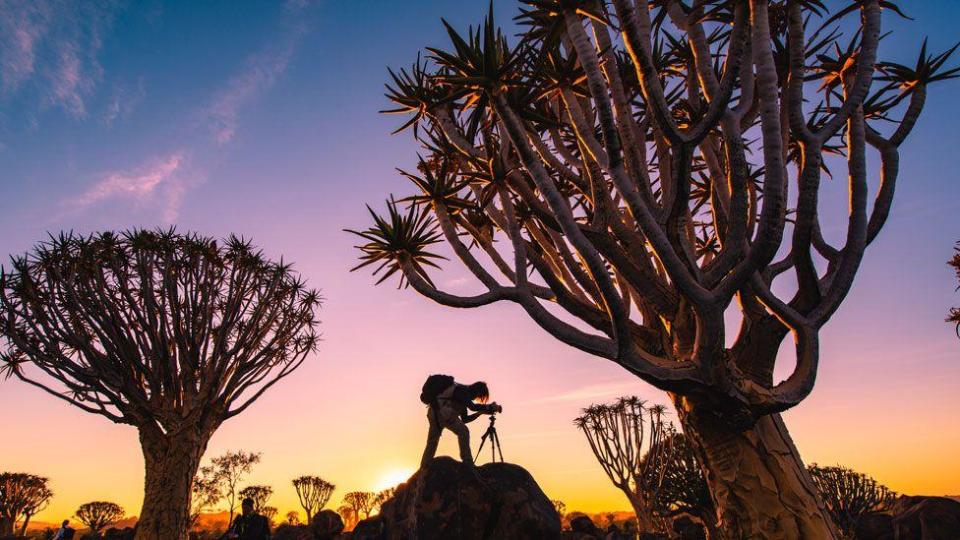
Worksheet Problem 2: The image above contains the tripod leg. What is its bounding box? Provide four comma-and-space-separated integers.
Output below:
475, 431, 489, 462
495, 432, 504, 462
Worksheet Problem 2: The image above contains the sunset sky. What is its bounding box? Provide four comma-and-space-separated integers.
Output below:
0, 0, 958, 526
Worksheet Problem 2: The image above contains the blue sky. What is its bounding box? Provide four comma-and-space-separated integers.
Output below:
1, 0, 959, 520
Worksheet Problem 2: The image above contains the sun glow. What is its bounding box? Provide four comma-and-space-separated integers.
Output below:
375, 468, 415, 492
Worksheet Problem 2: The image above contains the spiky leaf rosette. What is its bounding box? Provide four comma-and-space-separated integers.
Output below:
347, 198, 445, 288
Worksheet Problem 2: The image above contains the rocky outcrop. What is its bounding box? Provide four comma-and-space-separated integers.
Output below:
369, 456, 560, 539
854, 512, 893, 540
311, 510, 345, 539
351, 517, 384, 539
890, 496, 960, 539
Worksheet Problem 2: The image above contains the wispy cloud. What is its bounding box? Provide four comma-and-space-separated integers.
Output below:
204, 3, 311, 145
0, 0, 120, 117
528, 381, 644, 404
104, 77, 146, 126
66, 152, 196, 223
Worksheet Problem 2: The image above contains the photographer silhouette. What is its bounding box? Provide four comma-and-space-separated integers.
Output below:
419, 375, 502, 471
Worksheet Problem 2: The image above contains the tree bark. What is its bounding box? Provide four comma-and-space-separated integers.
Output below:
623, 491, 656, 533
19, 514, 33, 536
134, 425, 211, 540
673, 399, 839, 539
0, 517, 13, 536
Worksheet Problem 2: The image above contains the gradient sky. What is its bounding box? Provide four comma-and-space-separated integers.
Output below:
1, 0, 958, 525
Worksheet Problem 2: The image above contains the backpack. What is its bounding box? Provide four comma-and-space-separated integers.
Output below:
420, 374, 455, 405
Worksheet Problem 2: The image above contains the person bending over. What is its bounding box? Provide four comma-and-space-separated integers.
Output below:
419, 375, 502, 470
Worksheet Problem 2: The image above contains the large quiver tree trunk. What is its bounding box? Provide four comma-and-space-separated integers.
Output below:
675, 399, 837, 539
136, 425, 213, 540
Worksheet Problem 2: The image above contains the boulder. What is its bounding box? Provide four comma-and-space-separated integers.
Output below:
352, 517, 384, 539
854, 512, 893, 540
374, 456, 560, 539
272, 523, 315, 540
102, 528, 136, 540
672, 516, 707, 540
891, 496, 960, 539
311, 510, 344, 539
569, 515, 602, 536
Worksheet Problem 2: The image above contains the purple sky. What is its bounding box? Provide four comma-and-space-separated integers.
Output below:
0, 0, 958, 522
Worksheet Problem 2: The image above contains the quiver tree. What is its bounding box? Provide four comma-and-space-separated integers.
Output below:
551, 499, 567, 519
0, 472, 53, 536
372, 488, 397, 515
284, 511, 301, 526
349, 1, 959, 537
0, 230, 321, 540
342, 492, 375, 521
642, 433, 715, 537
190, 465, 222, 527
75, 501, 124, 536
292, 476, 334, 525
211, 451, 262, 526
575, 397, 676, 532
807, 464, 896, 536
261, 506, 278, 525
238, 485, 273, 514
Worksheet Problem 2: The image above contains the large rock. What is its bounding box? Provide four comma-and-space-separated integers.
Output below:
854, 512, 893, 540
272, 523, 315, 540
891, 496, 960, 539
311, 510, 345, 539
352, 517, 384, 539
373, 456, 560, 539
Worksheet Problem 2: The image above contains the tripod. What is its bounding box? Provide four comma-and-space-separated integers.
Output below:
474, 414, 504, 463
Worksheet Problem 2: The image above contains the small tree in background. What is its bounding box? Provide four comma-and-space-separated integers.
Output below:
211, 451, 262, 526
0, 230, 321, 540
643, 433, 715, 537
808, 464, 896, 536
337, 505, 357, 530
343, 492, 375, 521
284, 511, 301, 526
190, 465, 222, 528
75, 501, 124, 537
292, 476, 334, 525
575, 397, 676, 533
0, 473, 53, 536
949, 243, 960, 336
372, 488, 397, 515
551, 500, 566, 520
261, 506, 278, 526
238, 485, 273, 514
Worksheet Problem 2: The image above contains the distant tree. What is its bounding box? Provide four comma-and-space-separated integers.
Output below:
336, 505, 357, 530
551, 500, 566, 519
0, 230, 321, 540
343, 492, 375, 521
808, 464, 896, 536
642, 433, 716, 537
575, 397, 676, 533
238, 485, 273, 514
292, 476, 334, 525
75, 501, 124, 537
949, 243, 960, 336
210, 451, 262, 527
284, 511, 301, 526
261, 506, 278, 526
190, 465, 222, 528
0, 473, 53, 536
372, 488, 396, 514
